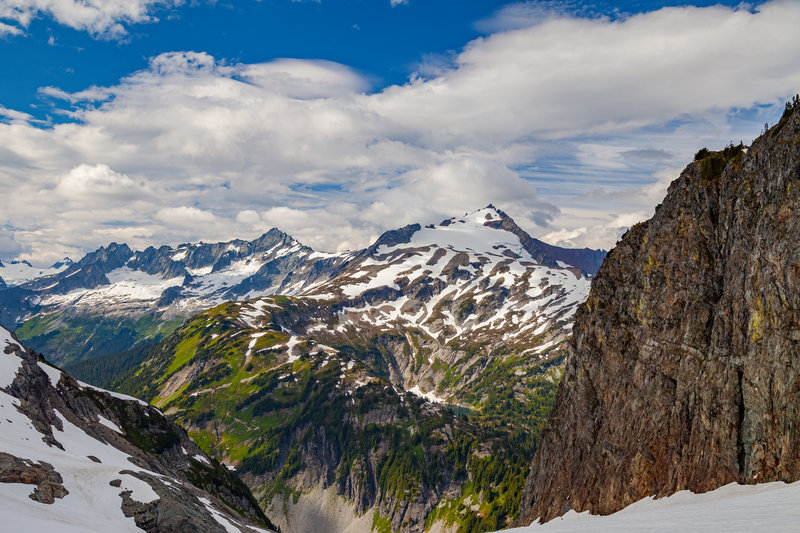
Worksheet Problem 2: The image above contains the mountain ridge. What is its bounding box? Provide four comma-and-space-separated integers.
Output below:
0, 324, 276, 532
7, 206, 604, 367
94, 206, 600, 532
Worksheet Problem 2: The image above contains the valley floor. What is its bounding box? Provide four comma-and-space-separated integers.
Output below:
507, 481, 800, 532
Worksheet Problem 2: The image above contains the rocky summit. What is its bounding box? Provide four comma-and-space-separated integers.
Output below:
518, 100, 800, 524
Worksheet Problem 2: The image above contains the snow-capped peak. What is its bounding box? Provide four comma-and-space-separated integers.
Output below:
440, 204, 507, 226
50, 257, 74, 270
372, 206, 520, 258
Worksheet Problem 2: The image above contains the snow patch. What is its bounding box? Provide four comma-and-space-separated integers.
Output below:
96, 415, 123, 434
37, 362, 63, 387
407, 385, 446, 404
171, 250, 188, 262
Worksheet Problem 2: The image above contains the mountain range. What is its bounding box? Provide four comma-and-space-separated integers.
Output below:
0, 205, 604, 532
5, 206, 603, 372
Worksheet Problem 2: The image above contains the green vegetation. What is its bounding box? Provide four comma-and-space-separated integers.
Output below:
17, 311, 182, 366
770, 93, 800, 137
111, 297, 563, 533
372, 512, 393, 533
695, 142, 745, 185
64, 341, 158, 389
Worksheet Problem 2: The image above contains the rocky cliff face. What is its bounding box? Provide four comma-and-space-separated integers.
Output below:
518, 99, 800, 524
0, 326, 275, 532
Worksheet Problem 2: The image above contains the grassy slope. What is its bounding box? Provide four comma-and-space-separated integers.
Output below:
16, 311, 183, 365
115, 297, 561, 532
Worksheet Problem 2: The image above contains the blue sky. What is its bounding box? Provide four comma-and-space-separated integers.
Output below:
1, 0, 797, 264
2, 0, 752, 120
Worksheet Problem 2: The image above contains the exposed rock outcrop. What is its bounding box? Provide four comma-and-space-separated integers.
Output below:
519, 99, 800, 524
0, 325, 275, 532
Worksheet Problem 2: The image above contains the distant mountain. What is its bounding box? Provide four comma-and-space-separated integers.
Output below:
0, 325, 275, 532
49, 257, 74, 270
6, 206, 604, 367
518, 100, 800, 525
0, 257, 73, 288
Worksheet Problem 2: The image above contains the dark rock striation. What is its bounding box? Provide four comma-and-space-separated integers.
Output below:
519, 100, 800, 524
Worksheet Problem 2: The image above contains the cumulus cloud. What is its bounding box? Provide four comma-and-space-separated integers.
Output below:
155, 206, 220, 227
239, 59, 370, 99
373, 1, 800, 149
53, 164, 154, 202
1, 1, 799, 263
0, 0, 183, 38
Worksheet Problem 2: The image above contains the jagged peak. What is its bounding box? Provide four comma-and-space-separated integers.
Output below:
50, 257, 73, 269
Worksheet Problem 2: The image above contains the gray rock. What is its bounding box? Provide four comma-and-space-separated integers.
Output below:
518, 99, 800, 524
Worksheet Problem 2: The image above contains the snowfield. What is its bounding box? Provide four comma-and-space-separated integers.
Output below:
507, 481, 800, 532
0, 259, 71, 287
0, 383, 160, 532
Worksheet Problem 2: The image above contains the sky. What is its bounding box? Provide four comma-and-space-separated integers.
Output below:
1, 0, 799, 265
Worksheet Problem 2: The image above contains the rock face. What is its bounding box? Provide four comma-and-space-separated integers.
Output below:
518, 100, 800, 524
0, 326, 275, 532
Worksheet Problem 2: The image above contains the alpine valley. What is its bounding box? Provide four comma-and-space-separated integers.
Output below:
0, 206, 604, 532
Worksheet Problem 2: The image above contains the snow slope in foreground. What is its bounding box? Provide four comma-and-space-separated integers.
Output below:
507, 481, 800, 532
0, 325, 272, 532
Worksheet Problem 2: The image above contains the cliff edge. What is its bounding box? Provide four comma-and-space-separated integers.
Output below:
519, 97, 800, 524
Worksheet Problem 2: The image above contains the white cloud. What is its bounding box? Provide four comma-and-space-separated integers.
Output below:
1, 1, 799, 263
0, 19, 22, 36
240, 59, 370, 99
0, 0, 182, 38
474, 0, 596, 33
53, 164, 154, 202
0, 106, 34, 123
372, 2, 800, 149
155, 206, 220, 227
40, 85, 113, 103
